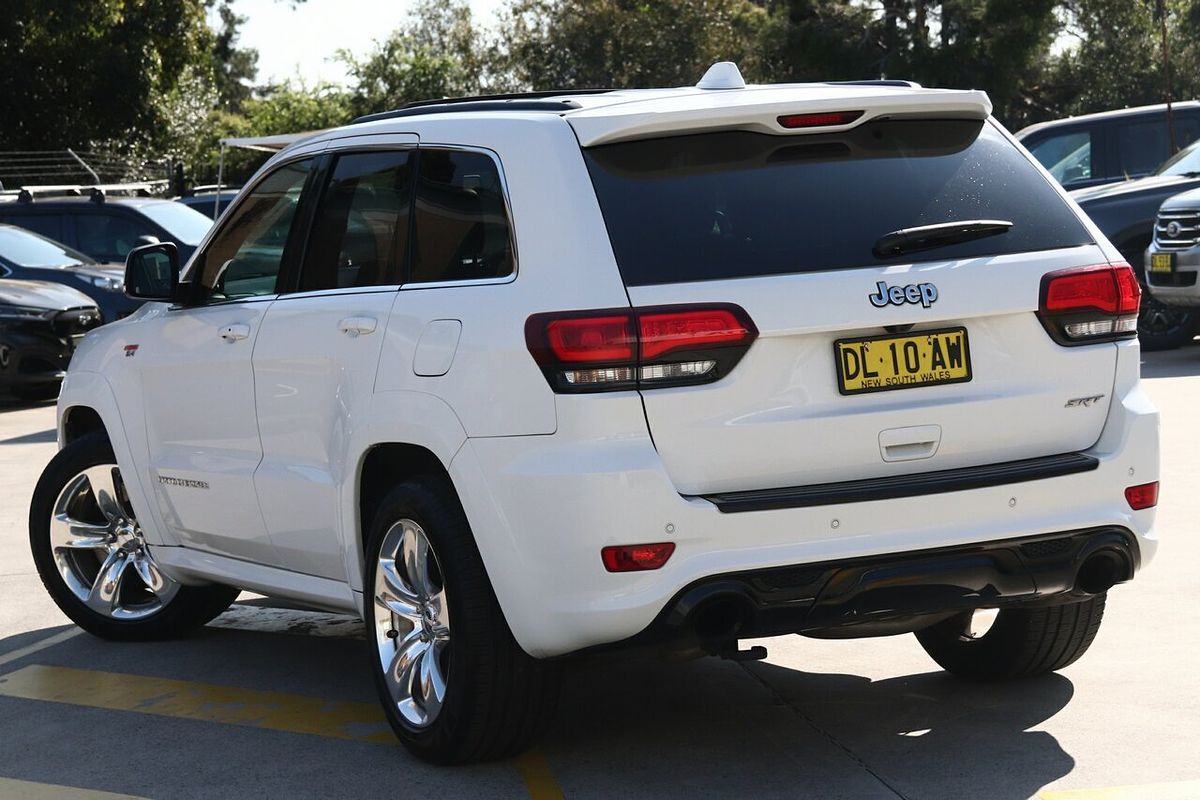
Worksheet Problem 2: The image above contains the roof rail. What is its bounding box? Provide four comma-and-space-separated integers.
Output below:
8, 181, 167, 203
823, 79, 922, 88
352, 89, 612, 125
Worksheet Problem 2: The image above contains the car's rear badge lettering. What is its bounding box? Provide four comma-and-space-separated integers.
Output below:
124, 344, 139, 358
158, 475, 209, 489
1065, 394, 1106, 408
869, 281, 939, 309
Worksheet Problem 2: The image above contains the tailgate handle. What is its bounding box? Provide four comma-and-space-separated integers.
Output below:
879, 425, 941, 463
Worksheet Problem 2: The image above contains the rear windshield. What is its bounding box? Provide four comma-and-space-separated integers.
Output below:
583, 120, 1093, 286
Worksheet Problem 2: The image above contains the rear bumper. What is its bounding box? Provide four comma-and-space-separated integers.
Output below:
451, 341, 1158, 658
623, 526, 1137, 649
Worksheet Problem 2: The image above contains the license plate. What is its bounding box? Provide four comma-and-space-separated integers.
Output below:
1150, 252, 1175, 273
835, 327, 971, 395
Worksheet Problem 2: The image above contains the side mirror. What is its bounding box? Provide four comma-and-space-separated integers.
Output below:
135, 234, 161, 247
125, 242, 179, 302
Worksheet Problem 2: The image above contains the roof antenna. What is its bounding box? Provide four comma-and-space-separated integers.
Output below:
697, 62, 746, 90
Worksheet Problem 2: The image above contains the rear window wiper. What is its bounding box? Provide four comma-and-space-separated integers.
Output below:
874, 219, 1013, 258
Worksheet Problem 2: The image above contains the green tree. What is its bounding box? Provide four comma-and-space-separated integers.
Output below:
210, 1, 259, 113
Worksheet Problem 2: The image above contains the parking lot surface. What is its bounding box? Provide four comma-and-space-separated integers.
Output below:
2, 348, 1199, 800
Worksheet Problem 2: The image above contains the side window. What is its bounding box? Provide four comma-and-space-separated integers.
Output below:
298, 150, 412, 292
410, 148, 513, 283
1027, 131, 1093, 187
2, 214, 65, 245
196, 158, 312, 302
1116, 120, 1171, 178
75, 213, 155, 262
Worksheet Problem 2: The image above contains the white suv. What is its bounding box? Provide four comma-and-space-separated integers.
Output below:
29, 64, 1159, 764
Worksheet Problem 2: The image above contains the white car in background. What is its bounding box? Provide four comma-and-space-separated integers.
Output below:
29, 64, 1158, 764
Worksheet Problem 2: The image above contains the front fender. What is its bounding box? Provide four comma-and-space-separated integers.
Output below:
57, 370, 173, 547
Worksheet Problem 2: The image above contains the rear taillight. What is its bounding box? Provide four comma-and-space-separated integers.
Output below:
1125, 481, 1159, 510
1037, 263, 1140, 345
526, 304, 757, 392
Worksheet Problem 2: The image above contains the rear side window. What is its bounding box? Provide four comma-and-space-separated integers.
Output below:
1115, 120, 1173, 178
1, 214, 65, 245
584, 120, 1093, 286
409, 149, 513, 283
76, 213, 156, 262
300, 150, 412, 292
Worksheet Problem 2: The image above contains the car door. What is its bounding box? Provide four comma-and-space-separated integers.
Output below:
136, 157, 316, 562
252, 142, 416, 578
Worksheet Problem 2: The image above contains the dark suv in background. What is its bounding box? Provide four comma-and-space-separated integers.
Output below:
0, 194, 211, 266
1017, 101, 1200, 192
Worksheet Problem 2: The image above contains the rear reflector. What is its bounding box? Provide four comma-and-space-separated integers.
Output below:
1037, 263, 1140, 345
526, 304, 757, 393
601, 542, 676, 572
777, 110, 864, 129
1124, 481, 1159, 510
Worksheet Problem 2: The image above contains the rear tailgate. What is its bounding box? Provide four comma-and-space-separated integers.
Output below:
580, 111, 1117, 496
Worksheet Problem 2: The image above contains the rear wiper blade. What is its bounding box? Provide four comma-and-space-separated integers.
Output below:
873, 219, 1013, 258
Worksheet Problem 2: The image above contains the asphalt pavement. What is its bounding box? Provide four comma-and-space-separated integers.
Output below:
1, 347, 1198, 799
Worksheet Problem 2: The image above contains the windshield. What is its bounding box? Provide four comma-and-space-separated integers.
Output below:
1156, 139, 1200, 176
584, 120, 1093, 285
0, 225, 96, 267
137, 202, 213, 245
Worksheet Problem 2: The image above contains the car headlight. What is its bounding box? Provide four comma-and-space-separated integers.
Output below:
0, 305, 55, 321
87, 275, 124, 291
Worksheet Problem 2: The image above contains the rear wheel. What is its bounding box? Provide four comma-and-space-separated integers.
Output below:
29, 433, 239, 640
915, 596, 1106, 680
366, 479, 559, 764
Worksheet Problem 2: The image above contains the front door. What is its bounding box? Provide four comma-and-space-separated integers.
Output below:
253, 145, 415, 578
138, 157, 315, 562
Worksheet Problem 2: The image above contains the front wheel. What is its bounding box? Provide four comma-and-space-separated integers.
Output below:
1138, 286, 1197, 351
915, 595, 1106, 680
366, 479, 560, 764
29, 432, 240, 640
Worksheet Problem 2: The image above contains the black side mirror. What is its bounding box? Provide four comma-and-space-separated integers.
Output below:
125, 242, 179, 302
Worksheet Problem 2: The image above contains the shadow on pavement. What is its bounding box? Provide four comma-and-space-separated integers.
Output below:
1141, 339, 1200, 379
0, 428, 56, 445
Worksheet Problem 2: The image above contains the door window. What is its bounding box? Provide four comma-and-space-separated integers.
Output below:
1027, 130, 1094, 187
298, 151, 412, 292
410, 149, 513, 283
75, 213, 156, 262
1, 214, 66, 245
1116, 120, 1173, 178
195, 158, 312, 302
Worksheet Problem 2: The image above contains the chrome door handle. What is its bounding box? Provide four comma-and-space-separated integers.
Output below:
219, 323, 251, 342
339, 316, 377, 337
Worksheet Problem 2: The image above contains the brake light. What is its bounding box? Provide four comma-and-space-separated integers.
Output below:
601, 542, 675, 572
1125, 481, 1159, 510
1037, 264, 1140, 345
777, 111, 864, 129
526, 304, 757, 392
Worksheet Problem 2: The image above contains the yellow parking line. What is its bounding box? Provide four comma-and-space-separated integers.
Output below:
1040, 780, 1200, 799
0, 776, 146, 799
0, 664, 566, 798
0, 664, 394, 743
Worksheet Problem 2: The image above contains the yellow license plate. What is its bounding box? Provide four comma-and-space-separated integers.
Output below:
835, 327, 971, 395
1150, 253, 1175, 273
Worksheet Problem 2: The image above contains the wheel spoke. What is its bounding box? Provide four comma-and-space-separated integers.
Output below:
401, 524, 435, 599
131, 553, 168, 596
386, 633, 429, 706
428, 589, 450, 633
418, 642, 447, 718
83, 466, 128, 523
49, 513, 112, 551
86, 549, 130, 614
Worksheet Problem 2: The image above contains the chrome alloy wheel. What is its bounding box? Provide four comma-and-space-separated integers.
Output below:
373, 519, 450, 729
50, 465, 179, 620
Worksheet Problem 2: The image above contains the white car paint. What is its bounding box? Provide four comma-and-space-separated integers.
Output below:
57, 77, 1158, 657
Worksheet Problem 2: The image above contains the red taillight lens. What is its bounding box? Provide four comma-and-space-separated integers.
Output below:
1037, 263, 1140, 345
544, 315, 634, 362
601, 542, 676, 572
1125, 481, 1159, 510
526, 304, 757, 393
639, 308, 753, 360
777, 110, 864, 129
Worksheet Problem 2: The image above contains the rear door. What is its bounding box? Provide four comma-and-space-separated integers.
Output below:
583, 118, 1117, 495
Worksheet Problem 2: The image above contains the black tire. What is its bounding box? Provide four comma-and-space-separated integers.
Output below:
915, 595, 1107, 680
29, 432, 240, 641
1137, 286, 1197, 351
365, 478, 560, 764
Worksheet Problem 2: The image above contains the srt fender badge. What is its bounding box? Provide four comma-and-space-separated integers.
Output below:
869, 281, 939, 309
1065, 394, 1105, 408
124, 344, 139, 357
